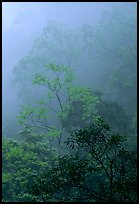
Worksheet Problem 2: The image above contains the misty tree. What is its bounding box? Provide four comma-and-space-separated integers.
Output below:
17, 63, 99, 148
12, 4, 137, 141
3, 117, 137, 202
81, 3, 137, 119
93, 91, 130, 135
2, 132, 58, 202
13, 21, 84, 104
28, 117, 137, 202
3, 3, 137, 202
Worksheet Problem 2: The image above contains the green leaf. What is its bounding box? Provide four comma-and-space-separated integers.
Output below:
47, 128, 62, 137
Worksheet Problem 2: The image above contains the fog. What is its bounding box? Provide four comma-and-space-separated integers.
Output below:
2, 2, 120, 136
2, 2, 137, 202
2, 2, 137, 136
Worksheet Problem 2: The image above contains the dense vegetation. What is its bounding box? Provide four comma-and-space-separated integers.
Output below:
3, 116, 137, 202
2, 102, 137, 202
2, 64, 137, 202
2, 4, 137, 202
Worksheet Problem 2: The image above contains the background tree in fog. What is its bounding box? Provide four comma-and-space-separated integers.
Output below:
17, 63, 99, 149
13, 4, 137, 142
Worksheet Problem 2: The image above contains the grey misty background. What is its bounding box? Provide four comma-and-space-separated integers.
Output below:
2, 2, 137, 142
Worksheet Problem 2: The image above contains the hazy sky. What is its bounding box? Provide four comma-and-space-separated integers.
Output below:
2, 2, 123, 70
2, 2, 130, 133
2, 2, 120, 31
3, 2, 121, 79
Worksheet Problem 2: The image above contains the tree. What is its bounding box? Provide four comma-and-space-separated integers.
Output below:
82, 3, 137, 119
9, 5, 136, 141
16, 63, 99, 149
2, 132, 57, 202
12, 22, 84, 104
29, 117, 137, 202
64, 90, 131, 136
94, 91, 130, 136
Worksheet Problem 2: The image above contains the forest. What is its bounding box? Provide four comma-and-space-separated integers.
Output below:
2, 2, 137, 202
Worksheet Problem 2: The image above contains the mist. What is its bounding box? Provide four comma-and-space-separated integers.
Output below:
2, 2, 116, 137
2, 2, 137, 202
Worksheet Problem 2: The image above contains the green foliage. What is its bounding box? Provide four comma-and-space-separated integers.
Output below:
33, 63, 74, 93
61, 87, 99, 132
94, 93, 131, 135
17, 63, 99, 145
4, 5, 136, 201
3, 117, 136, 202
16, 105, 36, 125
2, 132, 57, 202
9, 7, 136, 143
47, 128, 62, 138
29, 118, 137, 202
